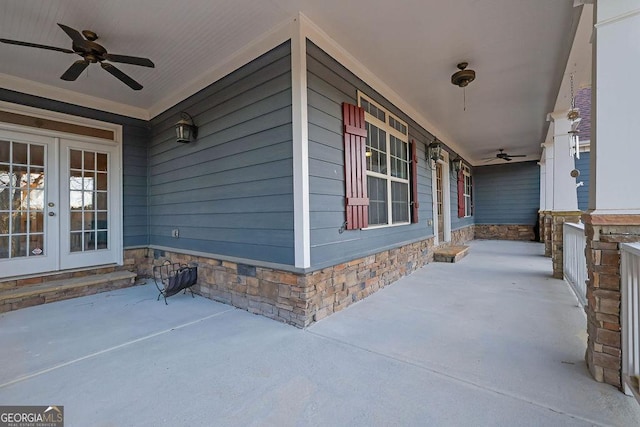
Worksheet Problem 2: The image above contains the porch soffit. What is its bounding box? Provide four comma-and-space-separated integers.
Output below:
0, 0, 582, 165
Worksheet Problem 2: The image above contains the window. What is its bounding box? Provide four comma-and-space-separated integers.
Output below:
359, 93, 410, 226
463, 165, 472, 217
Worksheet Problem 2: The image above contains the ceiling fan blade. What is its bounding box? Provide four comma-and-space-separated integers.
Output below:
0, 38, 74, 54
504, 157, 513, 161
508, 154, 527, 158
60, 59, 90, 81
101, 62, 143, 90
105, 54, 154, 68
57, 23, 86, 44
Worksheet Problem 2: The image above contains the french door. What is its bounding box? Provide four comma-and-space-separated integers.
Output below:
0, 129, 120, 278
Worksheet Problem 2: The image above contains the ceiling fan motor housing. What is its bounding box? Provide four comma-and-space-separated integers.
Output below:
451, 62, 476, 87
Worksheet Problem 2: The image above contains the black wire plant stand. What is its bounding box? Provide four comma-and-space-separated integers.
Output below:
152, 260, 198, 304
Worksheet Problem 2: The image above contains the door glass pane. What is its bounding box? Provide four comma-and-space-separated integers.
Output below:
11, 235, 27, 257
0, 236, 8, 258
30, 145, 44, 166
68, 148, 109, 252
13, 143, 28, 164
0, 140, 9, 162
0, 140, 47, 259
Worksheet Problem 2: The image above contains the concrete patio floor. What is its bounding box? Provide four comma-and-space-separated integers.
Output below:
1, 240, 639, 426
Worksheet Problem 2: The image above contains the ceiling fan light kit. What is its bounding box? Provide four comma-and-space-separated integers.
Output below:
0, 23, 154, 90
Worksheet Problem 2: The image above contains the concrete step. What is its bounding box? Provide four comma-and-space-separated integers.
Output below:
0, 270, 137, 314
433, 245, 470, 263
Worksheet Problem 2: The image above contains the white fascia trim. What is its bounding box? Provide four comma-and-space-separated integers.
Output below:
148, 17, 293, 119
0, 73, 148, 120
291, 14, 311, 269
298, 14, 471, 164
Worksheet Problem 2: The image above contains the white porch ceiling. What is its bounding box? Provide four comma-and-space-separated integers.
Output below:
0, 0, 586, 165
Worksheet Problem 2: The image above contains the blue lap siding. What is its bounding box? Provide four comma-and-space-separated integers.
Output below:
148, 42, 295, 265
474, 161, 540, 226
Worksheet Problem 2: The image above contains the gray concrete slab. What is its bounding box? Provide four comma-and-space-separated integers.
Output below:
1, 240, 639, 426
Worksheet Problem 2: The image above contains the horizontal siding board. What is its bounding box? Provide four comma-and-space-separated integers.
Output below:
150, 92, 292, 163
149, 158, 292, 194
575, 152, 590, 211
150, 212, 292, 230
149, 179, 292, 204
152, 41, 291, 127
474, 161, 540, 225
148, 43, 294, 265
150, 141, 292, 185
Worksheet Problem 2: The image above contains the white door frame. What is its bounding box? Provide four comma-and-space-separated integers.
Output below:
431, 150, 452, 245
0, 101, 123, 279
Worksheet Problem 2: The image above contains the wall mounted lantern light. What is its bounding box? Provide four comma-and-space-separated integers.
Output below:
427, 141, 442, 162
451, 155, 463, 173
175, 112, 198, 143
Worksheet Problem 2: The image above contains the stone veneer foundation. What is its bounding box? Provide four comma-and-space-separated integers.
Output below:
544, 212, 553, 257
474, 224, 535, 241
583, 213, 640, 389
133, 238, 440, 328
451, 225, 475, 246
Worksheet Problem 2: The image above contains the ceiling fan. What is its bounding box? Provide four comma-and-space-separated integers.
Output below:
483, 149, 527, 162
0, 23, 154, 90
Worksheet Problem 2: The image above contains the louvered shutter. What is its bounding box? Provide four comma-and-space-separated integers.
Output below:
343, 102, 369, 230
457, 170, 465, 218
410, 140, 419, 223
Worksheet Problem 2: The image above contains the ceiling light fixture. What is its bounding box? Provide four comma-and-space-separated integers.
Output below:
451, 62, 476, 111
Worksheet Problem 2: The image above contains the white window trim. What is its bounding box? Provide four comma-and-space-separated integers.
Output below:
357, 91, 410, 229
463, 165, 472, 218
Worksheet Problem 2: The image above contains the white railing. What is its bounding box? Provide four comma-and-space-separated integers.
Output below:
621, 242, 640, 397
563, 222, 587, 306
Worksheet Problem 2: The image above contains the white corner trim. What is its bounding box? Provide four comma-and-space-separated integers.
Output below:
0, 73, 148, 120
148, 17, 293, 119
291, 13, 311, 269
297, 13, 471, 164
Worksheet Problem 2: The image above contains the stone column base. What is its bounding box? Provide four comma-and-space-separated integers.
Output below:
543, 211, 553, 257
551, 211, 582, 279
583, 212, 640, 389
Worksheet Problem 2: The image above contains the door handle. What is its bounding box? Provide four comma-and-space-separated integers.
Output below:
48, 212, 55, 216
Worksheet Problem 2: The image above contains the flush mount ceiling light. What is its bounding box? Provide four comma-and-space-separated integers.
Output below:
451, 62, 476, 111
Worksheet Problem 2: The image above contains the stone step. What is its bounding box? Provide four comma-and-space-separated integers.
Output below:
433, 245, 470, 263
0, 270, 137, 314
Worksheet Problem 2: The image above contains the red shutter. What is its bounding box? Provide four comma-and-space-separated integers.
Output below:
410, 139, 419, 223
343, 102, 369, 230
457, 170, 465, 218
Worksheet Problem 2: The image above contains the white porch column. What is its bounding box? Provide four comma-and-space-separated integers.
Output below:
589, 2, 640, 214
583, 0, 640, 391
548, 112, 579, 212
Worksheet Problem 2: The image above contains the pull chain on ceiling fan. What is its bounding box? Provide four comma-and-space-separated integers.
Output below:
0, 23, 154, 90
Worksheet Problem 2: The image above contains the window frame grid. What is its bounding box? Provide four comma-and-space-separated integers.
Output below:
358, 92, 410, 228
